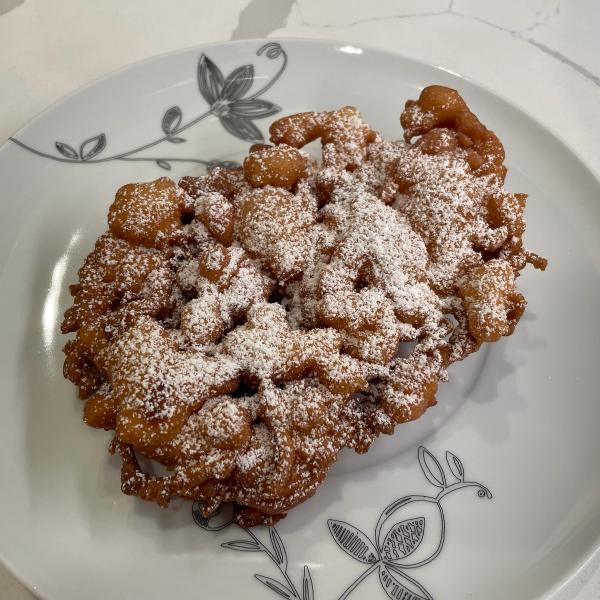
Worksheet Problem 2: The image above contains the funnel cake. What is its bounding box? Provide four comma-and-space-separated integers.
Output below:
62, 86, 546, 527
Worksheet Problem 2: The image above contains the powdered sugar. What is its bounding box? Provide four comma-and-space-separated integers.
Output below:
64, 97, 544, 524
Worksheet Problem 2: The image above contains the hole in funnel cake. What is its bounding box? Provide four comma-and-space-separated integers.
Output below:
180, 209, 195, 225
231, 381, 260, 399
62, 85, 546, 528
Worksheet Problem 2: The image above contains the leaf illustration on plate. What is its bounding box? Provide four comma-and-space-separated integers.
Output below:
381, 517, 426, 562
446, 451, 464, 482
79, 134, 106, 161
302, 566, 314, 600
220, 540, 262, 552
379, 564, 433, 600
269, 527, 288, 569
254, 575, 294, 599
207, 159, 240, 171
327, 519, 379, 563
220, 114, 263, 142
221, 64, 254, 101
55, 141, 78, 160
155, 159, 171, 170
161, 105, 183, 135
168, 136, 186, 143
418, 446, 446, 489
197, 54, 224, 105
228, 98, 281, 118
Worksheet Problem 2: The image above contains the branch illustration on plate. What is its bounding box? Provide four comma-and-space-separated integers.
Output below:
192, 446, 491, 600
9, 42, 287, 171
193, 502, 314, 600
328, 447, 492, 600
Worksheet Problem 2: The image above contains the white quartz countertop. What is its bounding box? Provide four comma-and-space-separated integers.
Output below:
1, 0, 599, 598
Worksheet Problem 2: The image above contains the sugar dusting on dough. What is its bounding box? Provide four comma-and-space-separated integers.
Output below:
63, 99, 544, 524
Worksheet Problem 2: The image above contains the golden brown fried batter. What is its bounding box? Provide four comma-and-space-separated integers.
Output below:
63, 85, 545, 526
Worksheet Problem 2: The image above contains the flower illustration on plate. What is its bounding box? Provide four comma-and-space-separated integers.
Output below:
328, 447, 492, 600
9, 42, 287, 168
197, 52, 281, 142
192, 446, 491, 600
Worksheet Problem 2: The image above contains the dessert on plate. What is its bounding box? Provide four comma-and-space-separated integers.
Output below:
62, 85, 546, 527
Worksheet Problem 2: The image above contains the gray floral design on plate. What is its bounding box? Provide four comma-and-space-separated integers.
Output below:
329, 447, 492, 600
193, 503, 314, 600
9, 42, 287, 171
193, 446, 492, 600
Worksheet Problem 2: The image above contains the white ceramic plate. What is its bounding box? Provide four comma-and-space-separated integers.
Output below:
1, 38, 599, 600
